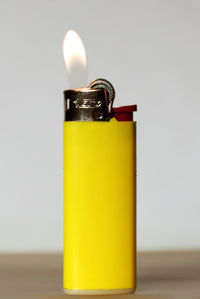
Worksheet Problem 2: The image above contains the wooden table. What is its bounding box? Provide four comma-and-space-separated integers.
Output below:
1, 251, 200, 298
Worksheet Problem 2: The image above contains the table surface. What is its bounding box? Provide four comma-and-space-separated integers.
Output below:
1, 251, 200, 298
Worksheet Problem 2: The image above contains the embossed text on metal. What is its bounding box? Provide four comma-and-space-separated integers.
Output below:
73, 99, 102, 109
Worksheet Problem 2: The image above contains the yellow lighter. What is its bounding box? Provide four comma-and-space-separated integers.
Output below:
63, 79, 137, 295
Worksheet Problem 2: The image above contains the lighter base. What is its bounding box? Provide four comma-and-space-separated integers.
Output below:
64, 288, 135, 295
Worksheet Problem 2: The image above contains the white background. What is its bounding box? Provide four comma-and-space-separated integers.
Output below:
0, 0, 200, 251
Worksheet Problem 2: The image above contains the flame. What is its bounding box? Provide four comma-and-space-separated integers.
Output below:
63, 30, 87, 88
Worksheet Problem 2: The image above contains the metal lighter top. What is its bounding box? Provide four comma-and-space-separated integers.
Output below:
64, 78, 115, 121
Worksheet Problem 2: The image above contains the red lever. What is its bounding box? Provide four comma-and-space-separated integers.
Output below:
113, 105, 137, 121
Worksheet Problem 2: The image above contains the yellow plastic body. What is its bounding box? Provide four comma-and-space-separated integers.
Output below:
63, 118, 136, 294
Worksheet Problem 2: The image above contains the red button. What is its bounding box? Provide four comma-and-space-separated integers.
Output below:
113, 105, 137, 121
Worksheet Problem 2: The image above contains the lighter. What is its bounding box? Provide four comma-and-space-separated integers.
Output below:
63, 78, 137, 295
